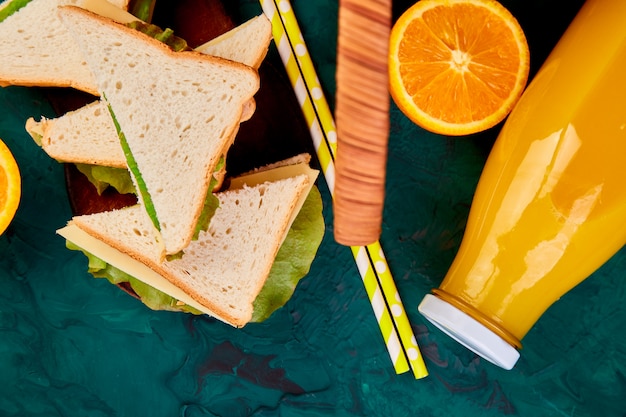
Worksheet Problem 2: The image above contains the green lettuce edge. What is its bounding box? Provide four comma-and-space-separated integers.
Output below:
104, 94, 161, 231
128, 0, 156, 23
0, 0, 31, 23
75, 163, 136, 195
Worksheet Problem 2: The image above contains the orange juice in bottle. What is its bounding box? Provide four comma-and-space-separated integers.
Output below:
418, 0, 626, 369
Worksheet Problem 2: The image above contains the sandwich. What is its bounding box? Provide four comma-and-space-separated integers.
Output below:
58, 156, 325, 327
14, 1, 325, 325
57, 5, 261, 256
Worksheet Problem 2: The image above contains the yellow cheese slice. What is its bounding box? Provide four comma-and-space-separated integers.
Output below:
57, 223, 231, 321
79, 0, 138, 23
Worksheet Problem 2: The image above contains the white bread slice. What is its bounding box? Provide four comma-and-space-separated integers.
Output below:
0, 0, 132, 94
27, 100, 127, 168
25, 14, 272, 168
58, 170, 315, 327
58, 6, 260, 255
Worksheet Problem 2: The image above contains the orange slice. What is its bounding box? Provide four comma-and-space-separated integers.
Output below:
0, 138, 21, 235
388, 0, 530, 136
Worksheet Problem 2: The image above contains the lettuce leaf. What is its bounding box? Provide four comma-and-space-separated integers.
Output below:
128, 0, 156, 23
0, 0, 31, 23
105, 93, 161, 231
126, 20, 190, 51
75, 163, 136, 195
192, 158, 224, 240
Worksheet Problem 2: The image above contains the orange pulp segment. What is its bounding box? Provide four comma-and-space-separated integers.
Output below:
388, 0, 530, 136
0, 138, 21, 235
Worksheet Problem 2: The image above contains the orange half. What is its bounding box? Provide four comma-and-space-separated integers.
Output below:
0, 138, 21, 235
389, 0, 530, 136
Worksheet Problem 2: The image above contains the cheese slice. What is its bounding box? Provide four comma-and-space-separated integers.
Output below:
79, 0, 137, 23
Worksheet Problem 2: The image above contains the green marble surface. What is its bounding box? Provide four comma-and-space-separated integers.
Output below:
2, 0, 626, 416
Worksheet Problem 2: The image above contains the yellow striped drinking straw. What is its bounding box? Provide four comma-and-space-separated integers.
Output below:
259, 0, 428, 379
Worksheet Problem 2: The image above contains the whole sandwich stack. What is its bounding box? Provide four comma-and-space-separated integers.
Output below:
1, 0, 325, 327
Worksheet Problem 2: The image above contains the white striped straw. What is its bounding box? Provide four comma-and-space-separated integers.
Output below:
259, 0, 428, 378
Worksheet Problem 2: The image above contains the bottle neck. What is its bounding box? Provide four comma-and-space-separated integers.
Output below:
432, 289, 523, 350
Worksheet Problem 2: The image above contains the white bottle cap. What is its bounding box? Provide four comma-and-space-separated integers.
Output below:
418, 294, 520, 370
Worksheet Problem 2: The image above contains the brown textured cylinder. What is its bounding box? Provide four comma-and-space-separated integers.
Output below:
334, 0, 391, 246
